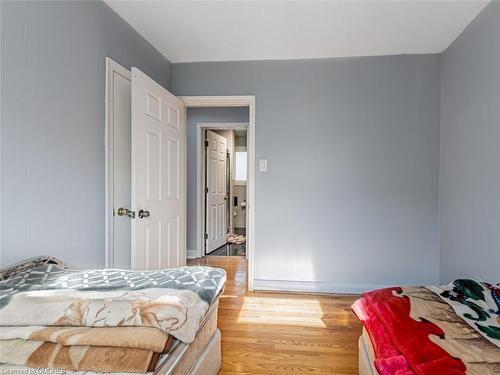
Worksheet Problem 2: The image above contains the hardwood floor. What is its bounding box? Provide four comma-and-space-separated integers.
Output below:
188, 256, 362, 374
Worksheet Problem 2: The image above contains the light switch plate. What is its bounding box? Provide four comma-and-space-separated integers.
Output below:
259, 159, 268, 172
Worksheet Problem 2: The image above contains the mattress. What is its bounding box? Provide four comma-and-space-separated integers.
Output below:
358, 328, 377, 375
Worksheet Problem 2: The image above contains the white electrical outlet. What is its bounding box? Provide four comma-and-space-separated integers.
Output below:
259, 159, 268, 172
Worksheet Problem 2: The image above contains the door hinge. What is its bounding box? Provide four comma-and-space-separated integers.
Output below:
227, 150, 230, 158
204, 233, 208, 240
205, 187, 209, 194
205, 140, 209, 147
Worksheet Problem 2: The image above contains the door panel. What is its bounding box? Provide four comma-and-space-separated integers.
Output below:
144, 221, 161, 270
167, 217, 180, 267
131, 68, 186, 270
145, 130, 161, 201
167, 138, 180, 199
206, 130, 228, 253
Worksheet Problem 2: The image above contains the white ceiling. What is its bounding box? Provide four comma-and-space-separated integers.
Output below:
105, 0, 489, 63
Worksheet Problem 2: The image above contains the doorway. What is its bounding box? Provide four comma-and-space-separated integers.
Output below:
203, 126, 248, 256
105, 58, 187, 270
182, 96, 256, 291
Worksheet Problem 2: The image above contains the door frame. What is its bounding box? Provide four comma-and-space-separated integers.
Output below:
198, 123, 247, 256
181, 96, 256, 291
104, 57, 131, 268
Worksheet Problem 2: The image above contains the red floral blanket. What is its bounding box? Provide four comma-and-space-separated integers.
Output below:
352, 285, 500, 375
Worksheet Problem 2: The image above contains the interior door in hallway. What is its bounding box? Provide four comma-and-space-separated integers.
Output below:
206, 130, 228, 253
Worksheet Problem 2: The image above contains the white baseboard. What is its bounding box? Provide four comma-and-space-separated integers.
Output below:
187, 250, 200, 259
252, 279, 391, 294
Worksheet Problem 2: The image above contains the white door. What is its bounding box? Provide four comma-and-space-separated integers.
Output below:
131, 68, 186, 270
206, 130, 228, 253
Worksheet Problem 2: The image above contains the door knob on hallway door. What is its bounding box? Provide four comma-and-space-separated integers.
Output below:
138, 209, 150, 218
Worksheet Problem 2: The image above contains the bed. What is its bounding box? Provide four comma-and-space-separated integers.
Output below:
352, 279, 500, 374
0, 256, 226, 375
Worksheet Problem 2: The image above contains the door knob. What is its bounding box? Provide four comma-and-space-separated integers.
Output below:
117, 207, 135, 218
117, 207, 130, 216
138, 209, 150, 218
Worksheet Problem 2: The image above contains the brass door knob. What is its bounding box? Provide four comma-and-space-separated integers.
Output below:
117, 207, 130, 216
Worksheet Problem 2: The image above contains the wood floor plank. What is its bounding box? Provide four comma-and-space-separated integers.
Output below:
188, 256, 362, 374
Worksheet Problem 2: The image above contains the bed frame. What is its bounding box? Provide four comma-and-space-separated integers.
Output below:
358, 328, 377, 375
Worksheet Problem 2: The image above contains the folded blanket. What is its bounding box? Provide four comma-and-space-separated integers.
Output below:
0, 259, 226, 343
352, 282, 500, 375
0, 256, 226, 373
0, 340, 162, 373
0, 326, 173, 352
0, 324, 174, 373
0, 363, 151, 375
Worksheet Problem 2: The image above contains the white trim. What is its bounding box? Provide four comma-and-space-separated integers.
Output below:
186, 250, 198, 259
104, 57, 131, 268
253, 279, 391, 295
182, 96, 256, 291
181, 96, 255, 108
0, 0, 4, 266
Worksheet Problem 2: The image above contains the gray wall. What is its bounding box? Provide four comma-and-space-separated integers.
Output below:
186, 107, 249, 252
4, 1, 495, 286
439, 2, 500, 283
173, 55, 442, 290
0, 0, 171, 268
